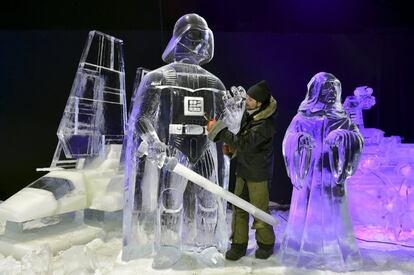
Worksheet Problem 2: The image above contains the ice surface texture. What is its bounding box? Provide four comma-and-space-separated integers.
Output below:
280, 72, 364, 271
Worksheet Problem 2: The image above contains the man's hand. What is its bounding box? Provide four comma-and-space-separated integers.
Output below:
206, 119, 229, 142
207, 118, 217, 132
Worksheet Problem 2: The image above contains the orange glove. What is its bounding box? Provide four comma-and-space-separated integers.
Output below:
207, 118, 217, 132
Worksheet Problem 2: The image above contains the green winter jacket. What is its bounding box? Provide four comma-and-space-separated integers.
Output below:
208, 96, 277, 181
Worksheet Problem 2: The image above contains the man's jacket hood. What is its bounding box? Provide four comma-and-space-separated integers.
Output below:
253, 96, 277, 121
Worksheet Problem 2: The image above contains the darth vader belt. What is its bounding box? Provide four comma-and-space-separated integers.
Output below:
169, 124, 207, 135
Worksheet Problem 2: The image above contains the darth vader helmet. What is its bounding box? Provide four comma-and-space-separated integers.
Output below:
162, 13, 214, 65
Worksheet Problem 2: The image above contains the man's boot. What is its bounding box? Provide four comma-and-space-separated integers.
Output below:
255, 242, 274, 259
225, 243, 247, 261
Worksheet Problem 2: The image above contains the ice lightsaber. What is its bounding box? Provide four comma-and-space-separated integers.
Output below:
137, 116, 278, 226
164, 157, 279, 226
137, 136, 279, 226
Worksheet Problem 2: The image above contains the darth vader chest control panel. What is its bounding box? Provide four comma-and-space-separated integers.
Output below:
159, 87, 216, 163
184, 96, 204, 116
169, 89, 215, 136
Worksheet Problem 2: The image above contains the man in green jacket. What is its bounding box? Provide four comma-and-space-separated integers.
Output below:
207, 80, 277, 260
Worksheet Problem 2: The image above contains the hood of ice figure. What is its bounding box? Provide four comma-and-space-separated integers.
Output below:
162, 13, 214, 65
298, 72, 346, 118
253, 96, 277, 121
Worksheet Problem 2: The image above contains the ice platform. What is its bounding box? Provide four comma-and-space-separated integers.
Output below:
0, 220, 103, 259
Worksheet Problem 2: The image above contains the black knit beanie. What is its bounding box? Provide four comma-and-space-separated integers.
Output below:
247, 80, 271, 103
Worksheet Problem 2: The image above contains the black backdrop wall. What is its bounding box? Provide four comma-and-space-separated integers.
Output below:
1, 1, 413, 203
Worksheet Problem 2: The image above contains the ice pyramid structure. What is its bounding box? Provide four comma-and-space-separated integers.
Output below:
54, 30, 127, 168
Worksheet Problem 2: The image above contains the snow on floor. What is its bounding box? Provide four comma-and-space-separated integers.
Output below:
0, 210, 413, 275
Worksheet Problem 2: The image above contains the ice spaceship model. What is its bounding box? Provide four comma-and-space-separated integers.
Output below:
0, 31, 126, 225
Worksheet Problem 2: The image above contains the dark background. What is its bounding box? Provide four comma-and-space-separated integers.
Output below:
1, 0, 413, 203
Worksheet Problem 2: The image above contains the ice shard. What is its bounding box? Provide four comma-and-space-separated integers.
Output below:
279, 72, 364, 271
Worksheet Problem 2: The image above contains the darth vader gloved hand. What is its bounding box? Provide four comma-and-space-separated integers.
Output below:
136, 117, 168, 168
221, 86, 246, 134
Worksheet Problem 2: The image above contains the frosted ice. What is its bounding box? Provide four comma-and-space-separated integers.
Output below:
280, 72, 364, 271
1, 209, 414, 274
0, 256, 22, 275
122, 13, 229, 265
21, 245, 52, 275
61, 245, 97, 274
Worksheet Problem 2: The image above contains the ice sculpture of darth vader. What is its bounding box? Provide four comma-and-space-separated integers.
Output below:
279, 72, 364, 271
122, 13, 229, 267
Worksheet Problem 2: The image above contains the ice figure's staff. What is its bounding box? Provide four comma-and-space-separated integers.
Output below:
137, 125, 279, 227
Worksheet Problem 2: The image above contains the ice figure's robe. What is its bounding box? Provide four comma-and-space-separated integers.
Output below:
280, 72, 364, 271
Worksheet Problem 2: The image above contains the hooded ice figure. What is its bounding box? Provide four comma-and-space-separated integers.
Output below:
279, 72, 364, 271
122, 14, 228, 267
